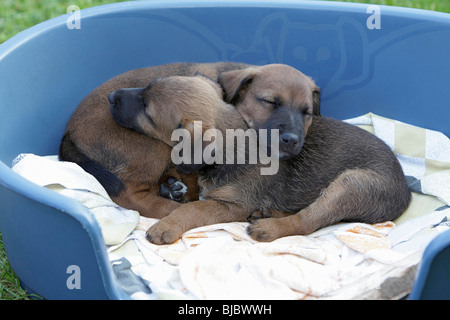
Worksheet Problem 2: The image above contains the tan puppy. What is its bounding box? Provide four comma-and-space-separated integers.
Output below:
59, 62, 250, 218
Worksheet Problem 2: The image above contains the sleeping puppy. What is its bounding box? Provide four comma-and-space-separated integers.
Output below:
59, 62, 251, 218
110, 72, 411, 244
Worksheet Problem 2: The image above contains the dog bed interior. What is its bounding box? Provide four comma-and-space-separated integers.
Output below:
1, 1, 450, 299
10, 113, 450, 299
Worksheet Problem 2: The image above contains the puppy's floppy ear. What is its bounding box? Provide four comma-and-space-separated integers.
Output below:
194, 71, 224, 97
218, 68, 259, 105
312, 87, 321, 116
194, 71, 215, 82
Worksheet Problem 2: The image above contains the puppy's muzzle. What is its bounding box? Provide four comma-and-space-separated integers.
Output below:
263, 107, 304, 159
109, 88, 145, 132
108, 91, 118, 105
280, 132, 300, 149
278, 132, 304, 159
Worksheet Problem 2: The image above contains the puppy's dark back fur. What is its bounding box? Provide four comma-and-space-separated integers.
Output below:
201, 116, 411, 223
59, 132, 125, 197
276, 117, 409, 217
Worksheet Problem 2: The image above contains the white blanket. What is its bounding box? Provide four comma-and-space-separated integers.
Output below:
11, 113, 450, 299
12, 154, 139, 246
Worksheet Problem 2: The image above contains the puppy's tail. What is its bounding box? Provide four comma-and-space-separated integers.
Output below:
59, 132, 125, 197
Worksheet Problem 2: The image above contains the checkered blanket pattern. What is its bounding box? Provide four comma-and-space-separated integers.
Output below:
345, 113, 450, 208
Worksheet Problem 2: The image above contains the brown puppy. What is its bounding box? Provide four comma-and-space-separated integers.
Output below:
111, 73, 411, 244
59, 62, 250, 218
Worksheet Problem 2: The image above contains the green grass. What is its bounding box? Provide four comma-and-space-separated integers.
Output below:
0, 0, 125, 44
1, 0, 449, 43
0, 0, 449, 300
0, 235, 30, 300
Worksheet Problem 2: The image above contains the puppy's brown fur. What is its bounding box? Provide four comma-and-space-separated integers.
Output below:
59, 62, 250, 218
112, 73, 411, 244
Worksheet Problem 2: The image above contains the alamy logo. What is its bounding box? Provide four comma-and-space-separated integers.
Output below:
366, 5, 381, 30
66, 265, 81, 290
171, 121, 280, 175
66, 5, 81, 30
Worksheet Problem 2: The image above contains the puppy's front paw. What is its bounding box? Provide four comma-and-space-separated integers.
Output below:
159, 177, 187, 202
246, 218, 282, 242
146, 218, 183, 245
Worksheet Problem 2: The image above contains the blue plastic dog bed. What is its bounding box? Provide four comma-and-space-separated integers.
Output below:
0, 1, 449, 299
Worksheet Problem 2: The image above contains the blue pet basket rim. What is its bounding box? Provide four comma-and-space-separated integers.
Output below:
408, 229, 450, 300
0, 162, 131, 300
2, 0, 449, 59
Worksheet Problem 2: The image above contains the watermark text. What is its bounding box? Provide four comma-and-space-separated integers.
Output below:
171, 121, 280, 175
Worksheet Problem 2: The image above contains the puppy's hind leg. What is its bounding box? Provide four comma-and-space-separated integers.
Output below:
247, 169, 404, 242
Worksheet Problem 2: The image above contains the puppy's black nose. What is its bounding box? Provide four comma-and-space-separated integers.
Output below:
280, 132, 300, 147
108, 91, 117, 104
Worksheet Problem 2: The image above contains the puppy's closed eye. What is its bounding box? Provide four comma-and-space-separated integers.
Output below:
301, 107, 313, 117
258, 96, 281, 109
144, 112, 157, 128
